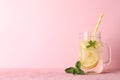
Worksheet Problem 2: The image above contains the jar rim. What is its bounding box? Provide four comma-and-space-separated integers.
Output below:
79, 31, 101, 34
79, 31, 101, 38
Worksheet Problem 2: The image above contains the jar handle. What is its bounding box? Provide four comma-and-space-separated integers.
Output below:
103, 43, 111, 64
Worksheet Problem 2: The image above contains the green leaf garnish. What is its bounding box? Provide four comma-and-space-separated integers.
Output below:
75, 61, 81, 69
86, 40, 96, 48
65, 61, 84, 75
73, 69, 76, 75
76, 68, 84, 74
65, 67, 76, 73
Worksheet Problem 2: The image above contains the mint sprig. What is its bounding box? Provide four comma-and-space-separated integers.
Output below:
65, 61, 84, 75
86, 40, 96, 48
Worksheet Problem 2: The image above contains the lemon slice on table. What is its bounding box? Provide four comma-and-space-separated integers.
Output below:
81, 51, 99, 69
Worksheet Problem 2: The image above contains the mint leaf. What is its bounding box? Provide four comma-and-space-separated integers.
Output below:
65, 67, 76, 73
86, 40, 97, 48
73, 69, 76, 75
75, 61, 81, 69
86, 45, 91, 48
76, 69, 84, 74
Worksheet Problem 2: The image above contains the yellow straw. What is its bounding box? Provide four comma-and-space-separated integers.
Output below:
94, 13, 103, 33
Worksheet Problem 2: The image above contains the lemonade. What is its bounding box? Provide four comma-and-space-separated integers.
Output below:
79, 32, 104, 73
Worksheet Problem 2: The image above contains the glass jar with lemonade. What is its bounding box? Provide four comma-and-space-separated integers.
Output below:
79, 32, 111, 73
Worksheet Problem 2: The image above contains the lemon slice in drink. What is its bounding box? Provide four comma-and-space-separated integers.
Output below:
81, 51, 98, 69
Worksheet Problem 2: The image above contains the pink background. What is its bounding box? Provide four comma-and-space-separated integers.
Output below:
0, 0, 120, 70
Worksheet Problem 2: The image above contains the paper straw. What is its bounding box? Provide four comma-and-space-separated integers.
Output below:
94, 13, 103, 33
